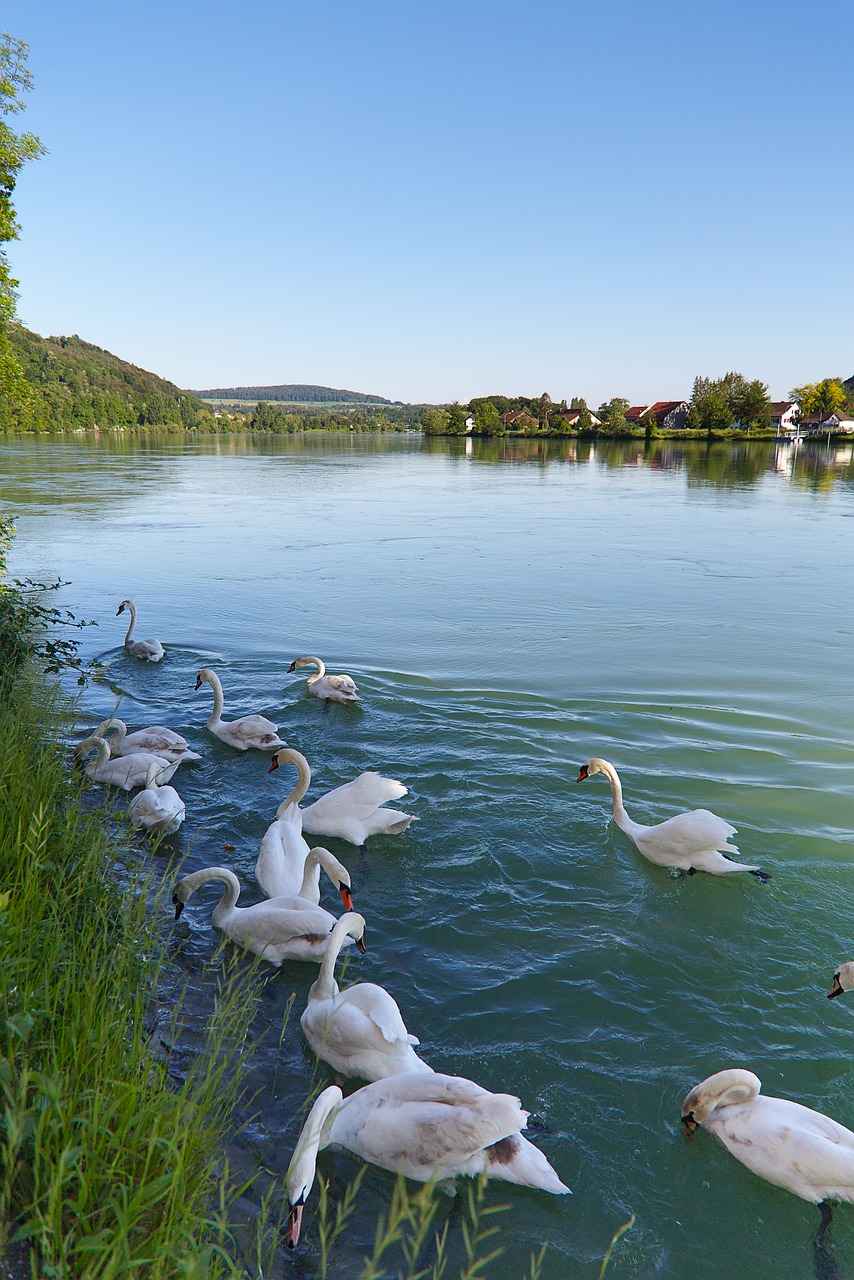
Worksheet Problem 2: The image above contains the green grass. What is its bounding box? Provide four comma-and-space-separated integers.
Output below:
0, 667, 269, 1278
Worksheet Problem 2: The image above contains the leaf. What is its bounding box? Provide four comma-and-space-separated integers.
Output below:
5, 1011, 34, 1041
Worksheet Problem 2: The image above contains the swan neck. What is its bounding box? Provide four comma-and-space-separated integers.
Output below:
186, 867, 241, 918
305, 657, 325, 682
601, 762, 629, 823
313, 915, 350, 998
206, 671, 225, 724
286, 1086, 342, 1207
297, 849, 322, 901
96, 718, 127, 744
123, 603, 137, 645
280, 750, 311, 807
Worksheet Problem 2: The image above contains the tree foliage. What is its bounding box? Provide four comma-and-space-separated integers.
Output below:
0, 33, 44, 401
687, 372, 770, 433
789, 378, 848, 418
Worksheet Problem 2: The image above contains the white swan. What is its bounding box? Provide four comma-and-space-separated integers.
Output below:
268, 748, 414, 850
93, 717, 201, 762
301, 912, 432, 1081
828, 962, 854, 1000
285, 1074, 570, 1246
255, 807, 353, 909
288, 656, 360, 704
75, 735, 180, 791
129, 760, 186, 835
681, 1068, 854, 1236
577, 757, 769, 881
171, 865, 357, 966
116, 599, 165, 662
195, 668, 285, 751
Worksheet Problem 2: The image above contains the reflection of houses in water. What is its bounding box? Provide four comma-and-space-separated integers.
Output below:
773, 441, 795, 478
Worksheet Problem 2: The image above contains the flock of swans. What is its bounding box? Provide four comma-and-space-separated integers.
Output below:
74, 597, 854, 1263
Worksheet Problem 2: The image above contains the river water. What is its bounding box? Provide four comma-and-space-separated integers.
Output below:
2, 431, 854, 1278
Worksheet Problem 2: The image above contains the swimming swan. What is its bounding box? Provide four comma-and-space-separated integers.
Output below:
129, 760, 186, 834
116, 599, 165, 662
828, 962, 854, 1000
681, 1068, 854, 1236
195, 668, 285, 751
255, 808, 353, 908
288, 656, 360, 704
75, 735, 180, 791
171, 865, 356, 966
301, 912, 431, 1081
577, 758, 769, 881
268, 748, 414, 850
94, 717, 201, 762
285, 1074, 570, 1246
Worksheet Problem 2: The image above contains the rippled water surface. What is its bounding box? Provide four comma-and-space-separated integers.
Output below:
3, 432, 854, 1278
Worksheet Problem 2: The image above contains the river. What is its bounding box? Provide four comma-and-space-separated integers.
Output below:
2, 431, 854, 1278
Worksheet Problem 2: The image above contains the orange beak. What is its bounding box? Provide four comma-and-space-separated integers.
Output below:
339, 885, 353, 911
576, 766, 589, 783
680, 1114, 697, 1135
286, 1202, 304, 1249
267, 757, 279, 773
829, 975, 845, 1000
356, 933, 367, 955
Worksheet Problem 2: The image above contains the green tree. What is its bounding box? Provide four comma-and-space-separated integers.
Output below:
536, 392, 552, 431
0, 34, 44, 400
474, 400, 501, 435
790, 378, 847, 419
445, 403, 470, 435
597, 398, 629, 434
421, 407, 450, 435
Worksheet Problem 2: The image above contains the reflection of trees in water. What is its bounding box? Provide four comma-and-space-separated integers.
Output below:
421, 434, 854, 492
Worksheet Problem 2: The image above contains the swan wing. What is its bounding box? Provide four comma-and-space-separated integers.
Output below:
219, 715, 285, 750
255, 810, 311, 898
305, 773, 408, 822
634, 808, 737, 862
227, 900, 337, 949
333, 1074, 528, 1176
339, 984, 417, 1045
711, 1097, 854, 1201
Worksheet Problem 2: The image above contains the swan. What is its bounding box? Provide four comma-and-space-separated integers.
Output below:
75, 735, 181, 791
268, 748, 415, 850
288, 656, 360, 704
195, 668, 285, 751
681, 1068, 854, 1237
128, 760, 186, 835
93, 717, 201, 762
301, 912, 432, 1081
171, 865, 358, 966
116, 599, 165, 662
285, 1074, 570, 1247
828, 962, 854, 1000
576, 757, 769, 881
255, 807, 354, 908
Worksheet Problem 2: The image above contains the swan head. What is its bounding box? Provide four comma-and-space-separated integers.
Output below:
680, 1069, 761, 1133
287, 659, 299, 673
268, 747, 308, 775
116, 599, 133, 616
286, 1085, 343, 1248
576, 758, 607, 783
337, 910, 367, 954
309, 846, 356, 914
195, 668, 214, 691
828, 962, 854, 1000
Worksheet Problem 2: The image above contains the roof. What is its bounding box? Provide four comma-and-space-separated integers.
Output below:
770, 401, 796, 414
647, 401, 688, 417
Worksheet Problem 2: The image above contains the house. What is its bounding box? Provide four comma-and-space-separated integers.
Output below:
555, 408, 603, 428
625, 401, 689, 430
499, 410, 539, 429
464, 414, 475, 433
770, 401, 799, 434
799, 411, 854, 435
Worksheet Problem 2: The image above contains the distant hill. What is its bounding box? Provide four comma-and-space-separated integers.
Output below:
1, 327, 215, 431
190, 383, 392, 404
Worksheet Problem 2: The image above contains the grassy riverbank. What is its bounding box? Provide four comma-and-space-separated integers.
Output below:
0, 654, 269, 1275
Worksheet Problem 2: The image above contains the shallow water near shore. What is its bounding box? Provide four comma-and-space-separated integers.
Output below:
3, 431, 854, 1278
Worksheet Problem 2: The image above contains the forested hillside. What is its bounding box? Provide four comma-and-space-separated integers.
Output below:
0, 327, 217, 431
192, 383, 392, 404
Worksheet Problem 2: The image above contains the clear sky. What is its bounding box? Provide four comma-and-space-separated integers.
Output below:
4, 0, 853, 405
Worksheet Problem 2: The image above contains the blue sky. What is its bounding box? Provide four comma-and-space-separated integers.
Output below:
5, 0, 853, 404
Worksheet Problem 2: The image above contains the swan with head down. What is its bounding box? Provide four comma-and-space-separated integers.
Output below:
268, 748, 414, 850
75, 735, 181, 791
172, 864, 357, 966
92, 717, 201, 762
116, 599, 164, 662
195, 668, 285, 751
285, 1073, 569, 1247
300, 912, 431, 1082
129, 760, 186, 835
255, 805, 354, 908
577, 757, 769, 881
288, 656, 360, 704
681, 1068, 854, 1238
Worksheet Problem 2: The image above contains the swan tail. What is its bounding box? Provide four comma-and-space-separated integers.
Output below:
691, 850, 761, 876
364, 810, 416, 837
486, 1133, 571, 1195
406, 1033, 420, 1046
